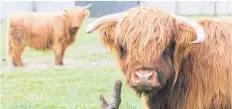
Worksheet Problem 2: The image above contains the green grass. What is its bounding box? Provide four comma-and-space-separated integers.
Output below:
1, 68, 142, 109
0, 19, 143, 109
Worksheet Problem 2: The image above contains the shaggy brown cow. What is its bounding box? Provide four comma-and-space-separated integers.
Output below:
87, 6, 232, 109
7, 4, 91, 67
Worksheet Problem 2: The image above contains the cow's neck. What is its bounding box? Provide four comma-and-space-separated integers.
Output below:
145, 68, 189, 109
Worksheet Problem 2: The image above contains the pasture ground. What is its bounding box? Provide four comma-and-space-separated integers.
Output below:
0, 19, 143, 109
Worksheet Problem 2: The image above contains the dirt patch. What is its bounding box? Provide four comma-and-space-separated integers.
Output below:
1, 56, 116, 72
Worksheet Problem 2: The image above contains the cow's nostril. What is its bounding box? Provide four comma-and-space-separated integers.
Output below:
135, 73, 139, 80
148, 73, 153, 80
135, 72, 153, 80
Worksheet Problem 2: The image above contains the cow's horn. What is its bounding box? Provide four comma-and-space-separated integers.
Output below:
86, 12, 125, 33
83, 3, 92, 9
174, 15, 205, 44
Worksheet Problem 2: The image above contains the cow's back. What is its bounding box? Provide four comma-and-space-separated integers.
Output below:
182, 18, 232, 109
8, 11, 65, 50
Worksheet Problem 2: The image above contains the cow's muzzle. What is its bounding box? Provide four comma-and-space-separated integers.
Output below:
131, 71, 161, 88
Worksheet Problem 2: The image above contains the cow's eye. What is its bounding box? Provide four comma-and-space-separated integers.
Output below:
162, 51, 169, 61
119, 42, 127, 58
162, 41, 175, 61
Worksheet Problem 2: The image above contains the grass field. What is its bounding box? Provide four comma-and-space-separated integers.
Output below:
0, 19, 143, 109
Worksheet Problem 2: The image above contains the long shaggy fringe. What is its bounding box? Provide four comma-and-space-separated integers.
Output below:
116, 6, 174, 52
98, 6, 232, 109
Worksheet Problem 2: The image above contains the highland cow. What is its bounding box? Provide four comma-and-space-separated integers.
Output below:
7, 4, 91, 67
87, 6, 232, 109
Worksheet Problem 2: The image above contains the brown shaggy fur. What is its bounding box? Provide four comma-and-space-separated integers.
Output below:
7, 6, 89, 66
94, 6, 232, 109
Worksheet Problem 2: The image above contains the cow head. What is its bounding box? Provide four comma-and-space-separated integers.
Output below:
63, 3, 91, 29
63, 4, 91, 43
86, 6, 205, 96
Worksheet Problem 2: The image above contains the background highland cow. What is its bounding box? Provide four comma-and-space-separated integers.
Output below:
87, 6, 232, 109
7, 4, 91, 66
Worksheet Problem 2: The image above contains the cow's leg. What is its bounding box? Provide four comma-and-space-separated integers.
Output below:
54, 45, 65, 66
11, 45, 24, 67
8, 33, 25, 67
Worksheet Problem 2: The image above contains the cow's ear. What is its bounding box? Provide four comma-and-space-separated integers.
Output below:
174, 23, 196, 60
175, 23, 197, 45
173, 15, 205, 44
86, 12, 124, 50
99, 23, 117, 50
